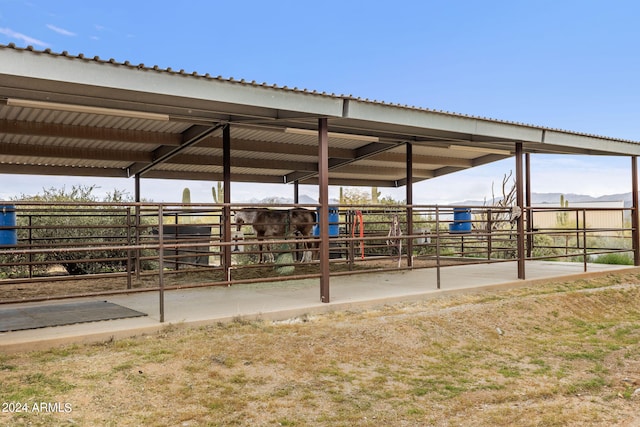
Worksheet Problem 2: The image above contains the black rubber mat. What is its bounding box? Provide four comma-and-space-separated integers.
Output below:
0, 301, 147, 332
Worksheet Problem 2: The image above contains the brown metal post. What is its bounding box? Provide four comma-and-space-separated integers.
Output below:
632, 157, 640, 266
582, 209, 588, 272
294, 180, 299, 204
126, 206, 132, 289
525, 153, 532, 258
436, 205, 441, 289
223, 124, 232, 281
515, 142, 525, 279
134, 174, 141, 279
487, 209, 492, 260
158, 205, 165, 323
318, 118, 330, 302
406, 142, 413, 268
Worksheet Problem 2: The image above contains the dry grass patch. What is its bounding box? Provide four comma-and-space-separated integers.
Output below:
1, 272, 640, 426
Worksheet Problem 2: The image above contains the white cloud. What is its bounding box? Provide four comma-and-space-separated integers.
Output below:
0, 27, 48, 47
46, 24, 76, 37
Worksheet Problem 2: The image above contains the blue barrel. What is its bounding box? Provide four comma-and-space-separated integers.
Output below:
313, 206, 340, 237
449, 208, 472, 234
0, 205, 17, 246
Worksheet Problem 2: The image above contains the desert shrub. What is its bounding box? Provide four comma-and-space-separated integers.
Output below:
2, 185, 139, 276
591, 253, 634, 265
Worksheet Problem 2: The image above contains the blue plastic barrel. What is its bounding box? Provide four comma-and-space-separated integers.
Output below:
449, 208, 472, 234
0, 205, 17, 246
313, 206, 340, 237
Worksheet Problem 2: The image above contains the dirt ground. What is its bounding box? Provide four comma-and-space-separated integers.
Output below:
1, 271, 639, 426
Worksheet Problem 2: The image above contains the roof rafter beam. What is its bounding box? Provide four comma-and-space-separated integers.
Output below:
127, 123, 224, 177
168, 153, 318, 172
141, 170, 286, 183
0, 119, 359, 158
368, 151, 473, 167
284, 140, 401, 183
331, 164, 434, 179
199, 135, 354, 158
0, 163, 128, 177
0, 142, 150, 162
0, 141, 319, 172
0, 119, 181, 145
297, 176, 398, 187
415, 153, 511, 180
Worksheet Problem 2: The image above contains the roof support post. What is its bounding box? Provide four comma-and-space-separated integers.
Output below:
158, 205, 165, 323
525, 153, 532, 258
134, 174, 141, 280
294, 181, 299, 204
134, 174, 140, 203
406, 142, 413, 268
632, 156, 639, 266
223, 124, 232, 280
318, 118, 330, 303
515, 142, 525, 279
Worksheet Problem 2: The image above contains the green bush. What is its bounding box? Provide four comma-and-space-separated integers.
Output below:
591, 253, 634, 265
4, 185, 137, 276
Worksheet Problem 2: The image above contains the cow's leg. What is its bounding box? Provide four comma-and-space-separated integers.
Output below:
302, 234, 313, 263
256, 232, 265, 263
265, 241, 275, 263
295, 231, 312, 263
257, 235, 275, 263
301, 243, 311, 263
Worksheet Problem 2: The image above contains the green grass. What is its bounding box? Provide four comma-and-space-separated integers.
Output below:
592, 253, 634, 265
1, 272, 640, 426
564, 377, 608, 394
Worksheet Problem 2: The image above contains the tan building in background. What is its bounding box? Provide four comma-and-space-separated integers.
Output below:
531, 201, 626, 236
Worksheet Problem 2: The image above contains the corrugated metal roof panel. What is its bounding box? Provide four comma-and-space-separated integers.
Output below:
1, 104, 190, 133
2, 134, 164, 153
0, 155, 129, 168
4, 43, 640, 143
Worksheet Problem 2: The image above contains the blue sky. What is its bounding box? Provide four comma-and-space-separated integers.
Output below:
1, 0, 639, 203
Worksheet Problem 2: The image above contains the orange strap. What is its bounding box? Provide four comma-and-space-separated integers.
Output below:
351, 210, 365, 259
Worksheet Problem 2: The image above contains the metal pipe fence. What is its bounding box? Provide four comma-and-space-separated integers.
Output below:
0, 201, 635, 320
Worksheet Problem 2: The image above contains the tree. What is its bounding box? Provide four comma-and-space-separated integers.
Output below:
476, 170, 517, 232
340, 187, 371, 204
338, 187, 399, 205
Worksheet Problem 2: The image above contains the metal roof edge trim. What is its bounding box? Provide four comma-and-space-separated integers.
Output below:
343, 98, 640, 146
344, 99, 544, 143
542, 130, 640, 156
0, 44, 343, 117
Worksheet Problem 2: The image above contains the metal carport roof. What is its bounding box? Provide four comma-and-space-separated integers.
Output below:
1, 43, 640, 188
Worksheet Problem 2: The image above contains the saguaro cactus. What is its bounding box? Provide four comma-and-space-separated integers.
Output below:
557, 194, 569, 226
211, 181, 223, 204
182, 187, 191, 224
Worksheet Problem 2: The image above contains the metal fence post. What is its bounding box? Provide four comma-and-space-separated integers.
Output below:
583, 209, 588, 272
158, 205, 165, 323
436, 205, 441, 290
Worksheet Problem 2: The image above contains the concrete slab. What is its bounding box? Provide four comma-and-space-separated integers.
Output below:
0, 261, 634, 353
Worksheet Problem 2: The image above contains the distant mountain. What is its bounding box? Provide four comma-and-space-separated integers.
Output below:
455, 192, 633, 207
529, 192, 631, 204
249, 192, 635, 208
